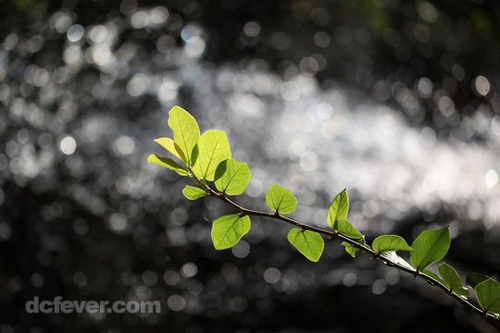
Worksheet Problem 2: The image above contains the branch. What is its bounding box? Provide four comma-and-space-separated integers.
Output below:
203, 185, 499, 324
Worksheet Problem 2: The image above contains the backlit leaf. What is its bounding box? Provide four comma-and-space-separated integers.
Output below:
341, 238, 369, 258
214, 158, 251, 195
327, 189, 349, 228
192, 130, 231, 181
287, 228, 324, 262
438, 262, 470, 296
336, 219, 363, 239
167, 106, 200, 165
182, 185, 207, 200
372, 235, 412, 253
154, 137, 186, 162
265, 184, 297, 214
475, 279, 500, 314
147, 154, 189, 176
211, 214, 251, 250
422, 269, 445, 285
410, 226, 450, 272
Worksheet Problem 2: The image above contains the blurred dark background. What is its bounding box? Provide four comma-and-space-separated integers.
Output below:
1, 0, 500, 331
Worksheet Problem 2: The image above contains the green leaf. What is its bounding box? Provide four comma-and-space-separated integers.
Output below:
147, 154, 189, 176
211, 214, 251, 250
466, 273, 490, 287
438, 262, 470, 296
341, 238, 369, 258
475, 279, 500, 314
167, 106, 200, 165
327, 189, 349, 228
182, 185, 207, 200
192, 130, 231, 181
422, 269, 445, 285
154, 137, 186, 162
372, 235, 412, 253
287, 228, 324, 262
336, 219, 363, 239
410, 226, 450, 272
214, 158, 251, 195
265, 184, 297, 214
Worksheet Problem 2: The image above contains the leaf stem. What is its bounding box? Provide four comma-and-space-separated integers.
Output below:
203, 184, 499, 324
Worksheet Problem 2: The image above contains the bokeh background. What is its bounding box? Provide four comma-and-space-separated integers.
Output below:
1, 0, 500, 331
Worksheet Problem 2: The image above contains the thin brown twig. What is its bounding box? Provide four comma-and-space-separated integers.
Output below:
203, 185, 499, 324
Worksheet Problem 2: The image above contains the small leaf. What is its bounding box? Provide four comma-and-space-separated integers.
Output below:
336, 219, 363, 239
327, 189, 349, 228
211, 214, 251, 250
475, 279, 500, 314
438, 263, 470, 296
154, 137, 186, 162
341, 238, 369, 258
466, 273, 490, 287
265, 184, 297, 214
422, 269, 446, 285
372, 235, 412, 253
192, 130, 232, 181
167, 106, 200, 165
287, 228, 324, 262
147, 154, 189, 176
410, 226, 451, 272
182, 185, 207, 200
214, 158, 251, 195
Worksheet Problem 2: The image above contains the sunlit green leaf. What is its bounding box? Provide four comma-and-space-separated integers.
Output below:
265, 184, 297, 214
154, 137, 186, 162
475, 278, 500, 314
341, 238, 369, 258
147, 154, 189, 176
422, 269, 445, 284
182, 185, 207, 200
327, 189, 349, 228
214, 158, 251, 195
438, 262, 470, 296
167, 106, 200, 165
410, 226, 450, 272
211, 214, 251, 250
287, 228, 324, 262
192, 130, 231, 181
336, 219, 363, 239
372, 235, 412, 253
